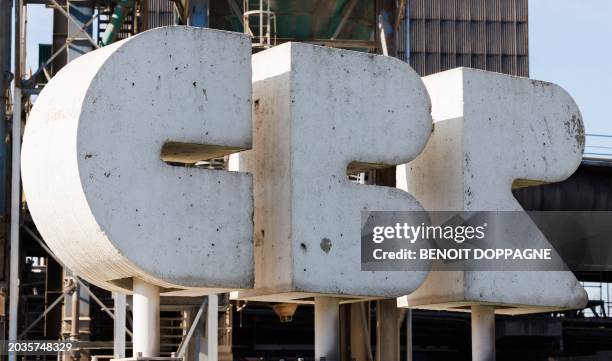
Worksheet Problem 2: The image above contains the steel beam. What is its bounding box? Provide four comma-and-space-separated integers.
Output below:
330, 0, 358, 39
226, 0, 243, 26
67, 0, 95, 57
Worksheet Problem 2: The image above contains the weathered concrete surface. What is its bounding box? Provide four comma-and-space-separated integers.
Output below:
233, 42, 433, 301
397, 68, 587, 315
21, 26, 254, 294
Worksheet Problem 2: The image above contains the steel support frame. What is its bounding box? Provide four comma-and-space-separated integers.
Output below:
226, 0, 243, 27
8, 3, 98, 352
18, 286, 73, 339
20, 0, 98, 92
24, 11, 98, 89
330, 0, 359, 40
176, 298, 208, 357
23, 225, 134, 337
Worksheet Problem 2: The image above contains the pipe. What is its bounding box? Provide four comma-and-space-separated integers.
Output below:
377, 14, 388, 56
471, 305, 496, 361
132, 278, 160, 357
70, 281, 80, 340
406, 309, 412, 361
0, 0, 10, 214
8, 1, 22, 357
266, 0, 270, 46
314, 296, 340, 361
259, 0, 263, 43
100, 0, 134, 46
70, 281, 81, 361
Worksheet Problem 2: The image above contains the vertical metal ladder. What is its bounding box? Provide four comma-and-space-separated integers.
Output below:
243, 0, 276, 49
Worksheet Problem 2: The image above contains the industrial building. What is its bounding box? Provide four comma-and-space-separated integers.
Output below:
0, 0, 611, 360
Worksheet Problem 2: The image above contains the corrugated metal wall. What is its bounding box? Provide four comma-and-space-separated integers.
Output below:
144, 0, 176, 30
407, 0, 528, 77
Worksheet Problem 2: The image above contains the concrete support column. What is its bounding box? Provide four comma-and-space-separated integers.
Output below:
376, 299, 399, 361
133, 279, 160, 357
202, 294, 218, 361
471, 305, 495, 361
350, 303, 367, 361
315, 296, 340, 361
113, 292, 127, 358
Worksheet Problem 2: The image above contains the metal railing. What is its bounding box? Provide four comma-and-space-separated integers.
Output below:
584, 133, 612, 159
581, 281, 612, 318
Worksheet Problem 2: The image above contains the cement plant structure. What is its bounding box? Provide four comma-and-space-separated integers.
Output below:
0, 0, 611, 360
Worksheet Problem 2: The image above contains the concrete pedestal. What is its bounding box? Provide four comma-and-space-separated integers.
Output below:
471, 305, 495, 361
315, 297, 340, 361
133, 279, 160, 357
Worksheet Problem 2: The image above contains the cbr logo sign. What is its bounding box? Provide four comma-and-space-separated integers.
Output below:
21, 27, 585, 310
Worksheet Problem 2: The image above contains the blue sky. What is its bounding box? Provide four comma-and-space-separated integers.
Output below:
529, 0, 612, 142
17, 1, 612, 141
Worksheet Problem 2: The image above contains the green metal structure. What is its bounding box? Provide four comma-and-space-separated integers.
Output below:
100, 0, 135, 46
